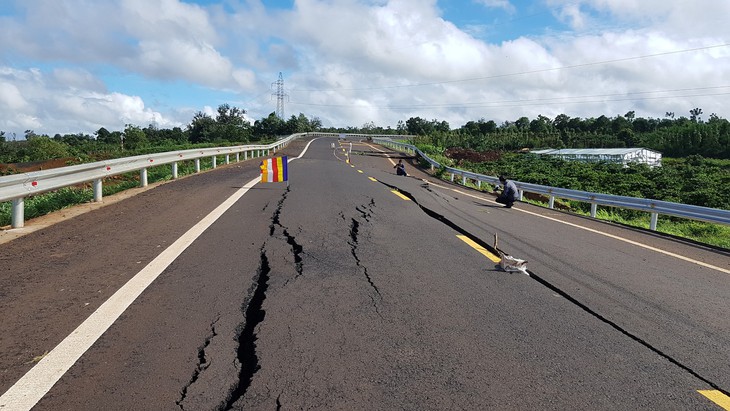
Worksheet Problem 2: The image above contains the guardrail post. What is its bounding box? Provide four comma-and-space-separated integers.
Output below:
236, 153, 240, 162
172, 162, 178, 179
93, 178, 103, 202
518, 190, 524, 201
225, 155, 230, 164
195, 159, 201, 173
245, 151, 248, 160
462, 176, 467, 185
549, 195, 555, 209
650, 212, 658, 231
450, 173, 455, 182
140, 168, 148, 187
212, 156, 217, 169
11, 198, 24, 228
590, 203, 597, 218
477, 181, 482, 189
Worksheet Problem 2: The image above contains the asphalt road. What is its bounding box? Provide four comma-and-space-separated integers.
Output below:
1, 136, 729, 410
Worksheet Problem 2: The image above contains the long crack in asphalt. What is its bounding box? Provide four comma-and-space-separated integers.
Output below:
270, 187, 303, 277
222, 187, 298, 409
222, 247, 270, 410
380, 179, 730, 397
349, 199, 383, 317
177, 315, 221, 411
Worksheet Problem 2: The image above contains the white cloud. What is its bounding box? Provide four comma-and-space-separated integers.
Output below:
0, 66, 186, 136
475, 0, 515, 13
0, 81, 29, 111
1, 0, 730, 137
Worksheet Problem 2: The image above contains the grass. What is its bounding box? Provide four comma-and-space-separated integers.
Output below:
428, 171, 729, 250
518, 195, 730, 249
0, 157, 225, 227
3, 153, 729, 249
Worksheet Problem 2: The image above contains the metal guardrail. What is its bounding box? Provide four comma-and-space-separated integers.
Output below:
373, 138, 730, 230
306, 132, 417, 140
3, 133, 728, 231
0, 133, 304, 228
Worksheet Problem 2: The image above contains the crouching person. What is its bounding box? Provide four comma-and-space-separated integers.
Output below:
495, 175, 518, 208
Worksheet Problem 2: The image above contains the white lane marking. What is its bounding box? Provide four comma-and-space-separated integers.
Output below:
365, 143, 397, 166
426, 181, 730, 275
295, 138, 317, 160
0, 177, 261, 410
0, 142, 312, 410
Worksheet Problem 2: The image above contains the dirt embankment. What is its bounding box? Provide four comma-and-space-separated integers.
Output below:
0, 158, 77, 175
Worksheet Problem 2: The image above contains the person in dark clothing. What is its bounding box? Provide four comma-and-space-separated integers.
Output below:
495, 175, 518, 208
394, 159, 407, 176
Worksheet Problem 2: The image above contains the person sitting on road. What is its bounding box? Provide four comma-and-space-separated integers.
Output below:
495, 175, 518, 208
394, 159, 407, 176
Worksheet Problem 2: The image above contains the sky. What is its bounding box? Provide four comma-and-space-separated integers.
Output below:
1, 0, 729, 138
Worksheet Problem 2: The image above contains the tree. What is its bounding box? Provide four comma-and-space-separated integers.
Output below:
213, 104, 251, 142
123, 124, 147, 150
188, 112, 217, 143
216, 104, 246, 125
553, 114, 570, 131
530, 115, 552, 134
612, 115, 631, 134
95, 127, 117, 145
283, 113, 319, 134
309, 116, 322, 131
405, 117, 433, 135
590, 115, 611, 134
25, 130, 42, 140
253, 112, 285, 140
26, 136, 72, 161
515, 116, 530, 130
689, 107, 703, 123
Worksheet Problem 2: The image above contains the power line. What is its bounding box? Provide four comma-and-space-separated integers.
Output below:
288, 85, 730, 111
289, 43, 730, 93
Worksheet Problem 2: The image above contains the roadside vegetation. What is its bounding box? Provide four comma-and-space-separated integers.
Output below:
1, 106, 728, 248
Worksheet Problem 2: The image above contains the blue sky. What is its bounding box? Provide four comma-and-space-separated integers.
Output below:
1, 0, 729, 138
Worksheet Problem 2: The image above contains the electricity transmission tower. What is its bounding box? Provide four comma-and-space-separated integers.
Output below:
271, 72, 289, 119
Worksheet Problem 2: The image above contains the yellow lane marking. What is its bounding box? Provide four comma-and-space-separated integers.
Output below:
368, 177, 377, 182
457, 235, 501, 263
699, 390, 730, 410
357, 170, 363, 173
391, 190, 411, 201
426, 181, 730, 275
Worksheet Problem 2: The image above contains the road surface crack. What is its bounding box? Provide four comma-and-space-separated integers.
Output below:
176, 315, 220, 410
270, 187, 304, 278
349, 212, 382, 317
380, 178, 730, 397
223, 247, 271, 410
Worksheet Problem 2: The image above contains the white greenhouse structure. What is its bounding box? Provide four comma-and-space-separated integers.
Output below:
531, 148, 662, 167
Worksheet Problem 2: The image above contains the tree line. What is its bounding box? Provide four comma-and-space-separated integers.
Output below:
2, 106, 729, 166
403, 109, 730, 159
0, 104, 323, 164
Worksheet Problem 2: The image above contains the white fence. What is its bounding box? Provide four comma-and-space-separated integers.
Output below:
374, 138, 730, 230
0, 134, 303, 228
